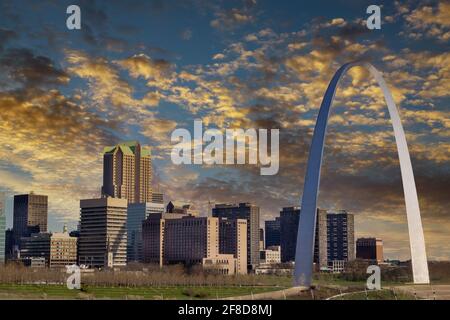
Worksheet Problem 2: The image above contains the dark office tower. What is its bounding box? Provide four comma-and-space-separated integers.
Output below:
102, 141, 152, 204
13, 193, 48, 248
327, 211, 355, 270
213, 203, 260, 269
280, 207, 300, 262
280, 207, 326, 263
265, 217, 280, 248
356, 238, 383, 263
5, 229, 14, 260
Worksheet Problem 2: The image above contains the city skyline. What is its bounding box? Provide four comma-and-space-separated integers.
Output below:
0, 0, 448, 262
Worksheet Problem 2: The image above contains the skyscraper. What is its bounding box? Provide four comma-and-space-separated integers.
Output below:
102, 141, 152, 204
212, 203, 260, 269
280, 207, 300, 262
0, 193, 6, 263
127, 202, 164, 262
78, 197, 128, 268
12, 193, 48, 248
326, 211, 355, 271
264, 217, 280, 248
280, 207, 327, 264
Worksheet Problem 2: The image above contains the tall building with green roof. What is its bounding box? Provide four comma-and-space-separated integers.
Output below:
102, 141, 152, 204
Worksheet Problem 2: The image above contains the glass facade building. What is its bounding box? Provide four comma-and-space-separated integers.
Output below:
127, 202, 164, 262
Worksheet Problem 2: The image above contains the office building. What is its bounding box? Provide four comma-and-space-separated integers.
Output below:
259, 228, 265, 251
151, 192, 164, 204
142, 214, 219, 266
265, 217, 280, 248
202, 254, 237, 275
127, 202, 164, 262
314, 209, 328, 270
78, 197, 128, 268
356, 237, 383, 263
280, 207, 300, 262
218, 218, 247, 275
0, 193, 5, 263
212, 203, 260, 269
279, 207, 327, 264
102, 141, 152, 204
22, 257, 46, 268
260, 246, 281, 265
13, 193, 48, 248
166, 201, 199, 216
20, 230, 77, 267
5, 229, 15, 260
141, 213, 167, 266
326, 211, 355, 271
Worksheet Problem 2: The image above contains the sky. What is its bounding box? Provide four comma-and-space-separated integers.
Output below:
0, 0, 448, 260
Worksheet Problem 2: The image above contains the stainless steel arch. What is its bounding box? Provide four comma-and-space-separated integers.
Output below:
294, 61, 430, 287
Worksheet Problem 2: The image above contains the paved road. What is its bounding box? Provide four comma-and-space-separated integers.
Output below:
394, 285, 450, 300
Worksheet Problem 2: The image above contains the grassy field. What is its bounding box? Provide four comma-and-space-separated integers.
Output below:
0, 283, 288, 300
331, 289, 416, 300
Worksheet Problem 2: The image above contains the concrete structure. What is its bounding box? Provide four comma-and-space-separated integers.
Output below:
294, 62, 430, 286
218, 218, 247, 275
0, 193, 5, 263
142, 214, 219, 267
13, 193, 48, 248
264, 217, 280, 248
78, 197, 128, 268
213, 203, 260, 269
202, 254, 236, 275
356, 237, 384, 263
260, 246, 281, 264
102, 141, 152, 204
127, 202, 165, 262
166, 201, 199, 216
20, 231, 77, 267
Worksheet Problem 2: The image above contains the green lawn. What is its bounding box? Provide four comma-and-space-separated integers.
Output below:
330, 289, 416, 300
0, 283, 288, 300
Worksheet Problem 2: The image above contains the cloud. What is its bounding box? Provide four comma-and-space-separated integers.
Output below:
403, 1, 450, 42
65, 50, 163, 118
0, 47, 119, 224
210, 0, 258, 30
180, 28, 193, 40
0, 48, 69, 88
